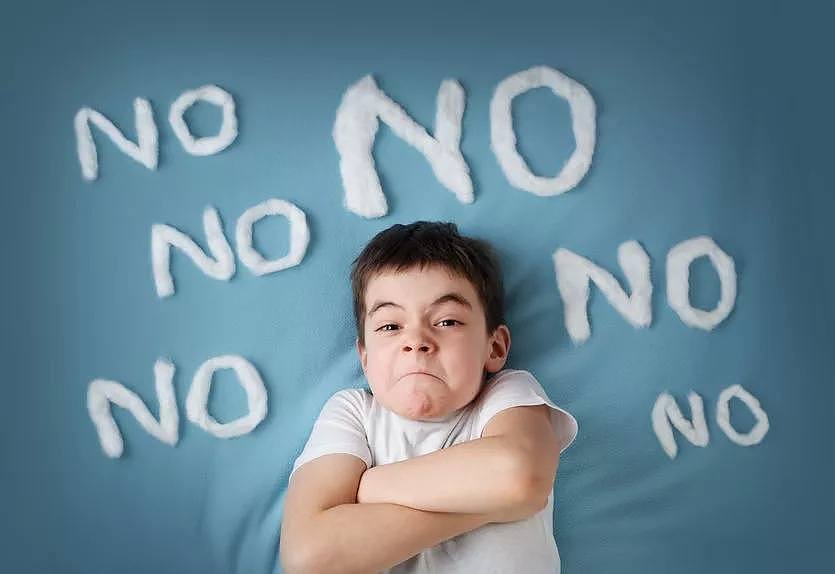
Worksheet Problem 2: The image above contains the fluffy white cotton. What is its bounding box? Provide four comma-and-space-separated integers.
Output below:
553, 240, 652, 345
87, 359, 179, 458
235, 198, 309, 275
168, 85, 238, 156
75, 97, 158, 181
716, 384, 769, 446
666, 236, 737, 330
185, 355, 268, 438
151, 205, 236, 298
490, 65, 596, 196
333, 75, 472, 218
651, 391, 710, 460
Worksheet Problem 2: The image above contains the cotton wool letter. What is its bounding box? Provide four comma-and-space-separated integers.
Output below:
235, 198, 310, 275
75, 98, 158, 180
151, 206, 236, 298
666, 236, 737, 330
651, 391, 710, 460
185, 355, 268, 438
333, 75, 472, 218
169, 85, 238, 156
553, 240, 652, 344
87, 359, 179, 458
490, 65, 596, 196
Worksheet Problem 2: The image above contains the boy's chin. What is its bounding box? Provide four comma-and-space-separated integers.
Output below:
388, 387, 447, 420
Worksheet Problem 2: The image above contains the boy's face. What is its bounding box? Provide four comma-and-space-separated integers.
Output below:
356, 264, 510, 422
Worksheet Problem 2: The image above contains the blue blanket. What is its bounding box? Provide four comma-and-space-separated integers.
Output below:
2, 0, 832, 572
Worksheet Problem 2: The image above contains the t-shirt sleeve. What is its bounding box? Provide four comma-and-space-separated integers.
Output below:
472, 369, 579, 454
289, 389, 373, 480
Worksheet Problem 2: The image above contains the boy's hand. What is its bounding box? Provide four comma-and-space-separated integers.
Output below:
356, 466, 379, 504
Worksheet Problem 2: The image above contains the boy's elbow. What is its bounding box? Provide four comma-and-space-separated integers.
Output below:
280, 543, 323, 574
280, 521, 327, 574
510, 469, 549, 510
279, 540, 308, 574
507, 448, 557, 506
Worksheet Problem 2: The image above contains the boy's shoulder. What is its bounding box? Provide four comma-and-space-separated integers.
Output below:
473, 368, 549, 415
330, 386, 373, 399
479, 368, 580, 454
329, 386, 374, 403
481, 368, 539, 392
319, 387, 374, 420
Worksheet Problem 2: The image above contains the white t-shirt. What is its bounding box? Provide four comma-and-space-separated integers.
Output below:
289, 369, 579, 574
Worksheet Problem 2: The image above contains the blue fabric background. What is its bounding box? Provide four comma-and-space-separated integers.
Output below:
2, 0, 833, 572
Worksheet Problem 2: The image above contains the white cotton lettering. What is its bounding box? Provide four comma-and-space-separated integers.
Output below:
168, 85, 238, 156
651, 391, 710, 460
716, 384, 769, 446
151, 206, 235, 298
553, 240, 652, 345
333, 75, 472, 218
235, 198, 309, 275
666, 236, 737, 330
74, 98, 158, 181
87, 359, 179, 458
490, 65, 596, 196
185, 355, 268, 438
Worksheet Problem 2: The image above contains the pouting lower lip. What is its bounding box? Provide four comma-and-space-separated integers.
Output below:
403, 372, 437, 378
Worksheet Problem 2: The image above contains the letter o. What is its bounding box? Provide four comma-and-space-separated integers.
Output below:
490, 65, 596, 196
185, 355, 267, 438
169, 85, 238, 156
235, 198, 310, 275
666, 236, 737, 330
716, 384, 769, 446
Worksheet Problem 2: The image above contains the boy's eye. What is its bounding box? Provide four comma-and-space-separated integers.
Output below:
375, 320, 460, 332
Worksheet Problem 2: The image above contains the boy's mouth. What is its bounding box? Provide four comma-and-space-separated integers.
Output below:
401, 370, 440, 380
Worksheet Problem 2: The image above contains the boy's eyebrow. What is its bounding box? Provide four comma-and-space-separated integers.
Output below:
368, 292, 473, 317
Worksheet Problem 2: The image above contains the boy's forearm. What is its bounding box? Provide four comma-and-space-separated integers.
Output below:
292, 502, 490, 574
357, 436, 530, 515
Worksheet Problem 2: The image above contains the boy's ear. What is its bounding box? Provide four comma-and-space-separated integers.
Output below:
356, 337, 367, 372
485, 324, 511, 373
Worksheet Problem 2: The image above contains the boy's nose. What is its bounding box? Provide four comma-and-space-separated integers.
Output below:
402, 342, 433, 353
401, 331, 435, 353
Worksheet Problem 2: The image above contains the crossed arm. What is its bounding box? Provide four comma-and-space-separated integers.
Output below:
357, 433, 549, 513
280, 404, 559, 574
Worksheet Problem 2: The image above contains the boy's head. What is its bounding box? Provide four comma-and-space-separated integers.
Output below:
350, 221, 511, 421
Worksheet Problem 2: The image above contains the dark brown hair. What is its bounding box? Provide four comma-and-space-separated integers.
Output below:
350, 221, 505, 346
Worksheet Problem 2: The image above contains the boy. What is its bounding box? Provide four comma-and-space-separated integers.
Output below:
280, 221, 578, 573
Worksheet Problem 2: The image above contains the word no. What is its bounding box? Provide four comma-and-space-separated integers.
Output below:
88, 355, 266, 458
75, 66, 596, 219
652, 385, 770, 459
